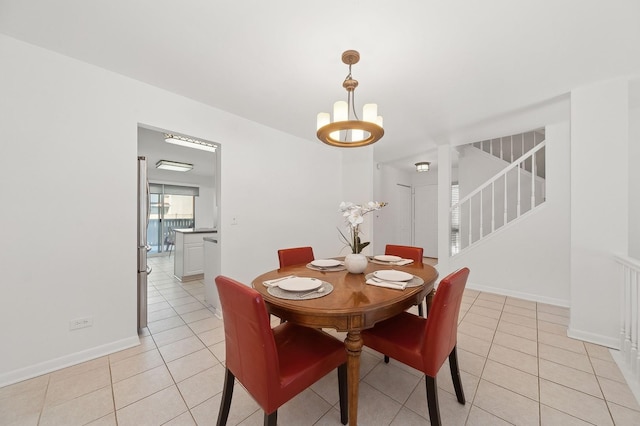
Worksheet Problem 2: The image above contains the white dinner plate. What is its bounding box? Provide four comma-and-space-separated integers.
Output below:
310, 259, 342, 268
373, 270, 414, 282
374, 255, 402, 263
278, 277, 323, 292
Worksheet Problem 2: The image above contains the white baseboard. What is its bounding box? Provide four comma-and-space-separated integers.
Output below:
0, 335, 140, 388
567, 327, 620, 350
466, 280, 570, 307
610, 349, 640, 406
465, 280, 623, 349
203, 300, 222, 319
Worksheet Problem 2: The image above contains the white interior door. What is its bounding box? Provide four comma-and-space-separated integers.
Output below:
392, 184, 413, 246
414, 184, 438, 258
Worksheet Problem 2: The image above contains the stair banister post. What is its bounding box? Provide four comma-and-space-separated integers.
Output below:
504, 174, 508, 225
632, 271, 638, 374
480, 190, 484, 238
531, 149, 536, 209
517, 159, 521, 217
510, 135, 514, 163
491, 181, 495, 233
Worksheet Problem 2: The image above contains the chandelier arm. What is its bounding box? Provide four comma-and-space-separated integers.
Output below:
349, 90, 360, 121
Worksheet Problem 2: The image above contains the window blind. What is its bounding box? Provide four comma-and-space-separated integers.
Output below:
149, 183, 199, 197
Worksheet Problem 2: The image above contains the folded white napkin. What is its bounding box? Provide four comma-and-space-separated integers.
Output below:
263, 275, 295, 287
396, 259, 414, 266
365, 279, 407, 290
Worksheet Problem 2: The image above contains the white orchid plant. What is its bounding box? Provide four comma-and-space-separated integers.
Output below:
338, 201, 388, 254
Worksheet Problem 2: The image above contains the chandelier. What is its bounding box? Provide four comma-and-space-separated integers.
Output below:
316, 50, 384, 148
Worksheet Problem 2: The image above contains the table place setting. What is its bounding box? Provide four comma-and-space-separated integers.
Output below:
263, 276, 333, 300
306, 259, 347, 272
263, 275, 295, 287
368, 254, 414, 266
365, 270, 425, 290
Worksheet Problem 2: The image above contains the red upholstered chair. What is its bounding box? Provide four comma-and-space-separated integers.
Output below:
361, 267, 470, 426
215, 275, 348, 426
277, 246, 315, 268
385, 244, 424, 266
385, 244, 425, 316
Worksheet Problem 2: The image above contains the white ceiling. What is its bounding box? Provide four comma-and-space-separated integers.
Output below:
138, 127, 216, 183
2, 1, 639, 172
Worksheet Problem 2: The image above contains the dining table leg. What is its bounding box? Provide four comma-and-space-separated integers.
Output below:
344, 330, 362, 426
426, 289, 435, 314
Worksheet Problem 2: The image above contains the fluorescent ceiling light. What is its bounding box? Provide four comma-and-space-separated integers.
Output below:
165, 134, 217, 152
156, 160, 193, 172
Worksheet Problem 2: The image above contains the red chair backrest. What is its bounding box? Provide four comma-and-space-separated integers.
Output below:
215, 275, 280, 408
385, 244, 424, 265
277, 246, 315, 268
422, 267, 469, 376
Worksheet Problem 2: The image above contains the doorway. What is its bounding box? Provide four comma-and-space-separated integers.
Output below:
137, 125, 220, 330
414, 184, 438, 258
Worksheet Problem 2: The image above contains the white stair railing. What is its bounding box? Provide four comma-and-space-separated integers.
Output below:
451, 141, 546, 255
616, 254, 640, 380
472, 130, 545, 178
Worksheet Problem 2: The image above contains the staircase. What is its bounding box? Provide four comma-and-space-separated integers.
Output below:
451, 129, 546, 256
617, 255, 640, 379
471, 129, 546, 178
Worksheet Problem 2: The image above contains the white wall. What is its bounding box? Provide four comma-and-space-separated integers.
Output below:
458, 147, 507, 199
412, 165, 439, 186
340, 147, 377, 255
449, 121, 571, 306
194, 184, 216, 229
630, 103, 640, 259
570, 78, 630, 347
0, 34, 343, 385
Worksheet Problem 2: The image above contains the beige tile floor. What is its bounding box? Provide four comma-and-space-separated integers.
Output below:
2, 255, 640, 425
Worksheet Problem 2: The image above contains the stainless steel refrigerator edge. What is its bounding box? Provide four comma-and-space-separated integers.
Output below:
137, 156, 150, 329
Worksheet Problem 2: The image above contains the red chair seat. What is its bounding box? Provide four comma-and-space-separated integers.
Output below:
273, 323, 346, 405
360, 312, 426, 372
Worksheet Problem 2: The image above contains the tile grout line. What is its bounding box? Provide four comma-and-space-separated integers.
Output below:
11, 255, 636, 425
35, 374, 51, 426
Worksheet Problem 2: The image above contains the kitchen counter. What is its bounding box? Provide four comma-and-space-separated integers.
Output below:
173, 229, 217, 281
174, 228, 217, 234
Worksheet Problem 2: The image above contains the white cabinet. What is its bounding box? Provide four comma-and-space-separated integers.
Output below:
204, 236, 221, 317
174, 229, 216, 281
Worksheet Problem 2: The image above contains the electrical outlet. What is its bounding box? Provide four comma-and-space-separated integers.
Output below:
69, 317, 93, 331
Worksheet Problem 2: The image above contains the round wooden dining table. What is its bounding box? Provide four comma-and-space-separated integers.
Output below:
252, 258, 438, 426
